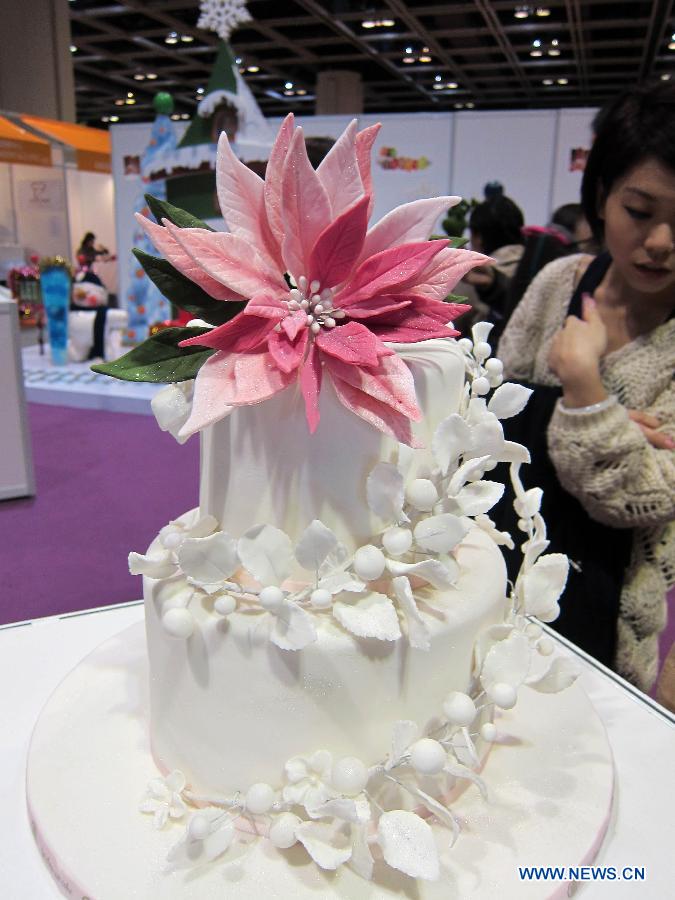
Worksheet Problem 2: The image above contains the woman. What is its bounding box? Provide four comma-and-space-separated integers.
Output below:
497, 82, 675, 692
76, 232, 108, 269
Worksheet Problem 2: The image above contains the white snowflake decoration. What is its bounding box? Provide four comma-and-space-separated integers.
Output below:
198, 0, 252, 41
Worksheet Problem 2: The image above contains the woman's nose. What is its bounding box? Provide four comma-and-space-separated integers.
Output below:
645, 223, 675, 262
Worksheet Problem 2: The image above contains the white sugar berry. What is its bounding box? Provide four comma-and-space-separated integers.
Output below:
245, 782, 276, 815
488, 373, 504, 389
488, 681, 518, 710
259, 586, 285, 612
382, 526, 413, 557
537, 637, 555, 656
517, 518, 529, 532
485, 357, 503, 375
162, 607, 194, 639
472, 376, 490, 396
188, 813, 211, 841
269, 812, 301, 849
353, 545, 386, 581
310, 588, 332, 609
458, 338, 473, 354
409, 738, 447, 775
405, 478, 438, 512
474, 340, 491, 360
331, 756, 368, 796
214, 594, 237, 616
481, 722, 497, 742
525, 622, 543, 639
442, 691, 477, 727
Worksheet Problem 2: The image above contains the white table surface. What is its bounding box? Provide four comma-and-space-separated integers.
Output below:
1, 602, 673, 900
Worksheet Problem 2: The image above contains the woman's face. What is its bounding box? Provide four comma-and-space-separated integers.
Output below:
600, 157, 675, 296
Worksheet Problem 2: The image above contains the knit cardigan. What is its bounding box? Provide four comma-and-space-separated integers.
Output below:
498, 254, 675, 691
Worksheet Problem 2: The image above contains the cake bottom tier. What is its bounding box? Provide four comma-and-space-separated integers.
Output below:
27, 622, 615, 900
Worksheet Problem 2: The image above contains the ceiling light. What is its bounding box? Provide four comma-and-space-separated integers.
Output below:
535, 6, 551, 15
70, 45, 77, 53
447, 81, 458, 89
127, 92, 134, 98
669, 41, 675, 51
361, 18, 395, 28
196, 86, 205, 94
548, 48, 560, 56
101, 116, 109, 123
362, 19, 375, 28
133, 73, 146, 81
239, 67, 245, 74
557, 77, 568, 85
171, 114, 180, 121
402, 56, 415, 63
542, 78, 554, 85
125, 98, 136, 105
181, 113, 190, 120
382, 19, 394, 27
109, 115, 119, 122
530, 49, 543, 57
246, 65, 260, 73
405, 47, 413, 54
433, 84, 444, 90
466, 102, 475, 109
146, 73, 158, 80
435, 74, 442, 82
296, 88, 307, 95
514, 7, 530, 19
419, 55, 432, 63
181, 34, 194, 43
284, 81, 293, 89
114, 99, 125, 106
454, 103, 464, 109
165, 31, 179, 45
235, 57, 242, 65
284, 89, 295, 96
661, 73, 672, 80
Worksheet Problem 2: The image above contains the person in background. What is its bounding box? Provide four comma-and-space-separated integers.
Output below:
456, 185, 525, 333
496, 81, 675, 693
76, 232, 109, 270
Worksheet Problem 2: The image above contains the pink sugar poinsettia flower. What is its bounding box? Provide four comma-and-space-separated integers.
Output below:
136, 115, 488, 445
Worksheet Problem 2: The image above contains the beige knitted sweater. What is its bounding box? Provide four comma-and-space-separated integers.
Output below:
498, 254, 675, 691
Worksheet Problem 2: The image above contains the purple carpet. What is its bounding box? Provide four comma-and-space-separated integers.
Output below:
0, 403, 199, 624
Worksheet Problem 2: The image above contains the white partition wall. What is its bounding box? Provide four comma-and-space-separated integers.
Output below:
0, 295, 35, 500
550, 108, 597, 212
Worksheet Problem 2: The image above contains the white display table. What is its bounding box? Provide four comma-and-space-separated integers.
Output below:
2, 603, 673, 899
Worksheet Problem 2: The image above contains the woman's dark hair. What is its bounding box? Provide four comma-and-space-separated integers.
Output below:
80, 232, 95, 247
550, 203, 583, 237
469, 196, 525, 254
581, 82, 675, 239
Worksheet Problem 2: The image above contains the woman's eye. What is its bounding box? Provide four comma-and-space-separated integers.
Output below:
624, 206, 650, 220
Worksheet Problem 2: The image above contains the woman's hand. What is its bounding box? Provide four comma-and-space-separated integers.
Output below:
549, 294, 608, 407
628, 410, 675, 449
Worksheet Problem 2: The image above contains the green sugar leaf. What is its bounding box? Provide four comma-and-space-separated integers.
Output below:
91, 327, 214, 383
144, 194, 214, 232
133, 248, 245, 326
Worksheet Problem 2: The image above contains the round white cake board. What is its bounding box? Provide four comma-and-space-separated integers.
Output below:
27, 622, 614, 900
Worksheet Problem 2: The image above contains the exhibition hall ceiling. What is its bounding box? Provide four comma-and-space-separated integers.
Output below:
69, 0, 675, 126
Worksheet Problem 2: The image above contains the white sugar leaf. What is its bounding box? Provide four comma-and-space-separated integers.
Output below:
366, 462, 405, 523
333, 593, 402, 641
308, 797, 371, 824
404, 783, 460, 842
413, 514, 468, 555
431, 414, 471, 475
296, 821, 352, 870
392, 576, 430, 651
455, 480, 504, 517
444, 763, 488, 800
466, 396, 488, 425
471, 321, 493, 344
202, 820, 237, 862
397, 443, 415, 478
377, 810, 440, 881
387, 720, 419, 769
386, 558, 456, 589
186, 514, 219, 538
448, 456, 490, 496
238, 524, 293, 587
481, 630, 531, 689
487, 382, 533, 419
295, 519, 339, 573
522, 534, 549, 571
522, 553, 569, 622
515, 487, 543, 520
474, 514, 514, 549
500, 440, 530, 464
318, 542, 350, 578
318, 570, 366, 595
349, 824, 374, 880
128, 551, 176, 579
177, 531, 238, 584
270, 600, 318, 651
167, 815, 234, 868
527, 656, 578, 693
466, 418, 504, 459
453, 726, 480, 768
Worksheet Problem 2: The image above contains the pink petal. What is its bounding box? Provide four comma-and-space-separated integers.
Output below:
357, 197, 461, 266
281, 309, 307, 340
179, 314, 273, 353
404, 295, 471, 323
179, 350, 295, 437
264, 113, 295, 252
300, 342, 323, 433
329, 373, 419, 447
315, 321, 391, 367
338, 295, 412, 320
323, 352, 421, 423
216, 132, 281, 270
165, 221, 287, 299
355, 124, 381, 220
281, 127, 332, 281
370, 314, 458, 343
268, 327, 308, 375
307, 195, 369, 289
411, 246, 490, 299
243, 292, 287, 320
135, 214, 242, 302
337, 240, 448, 307
316, 120, 364, 218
